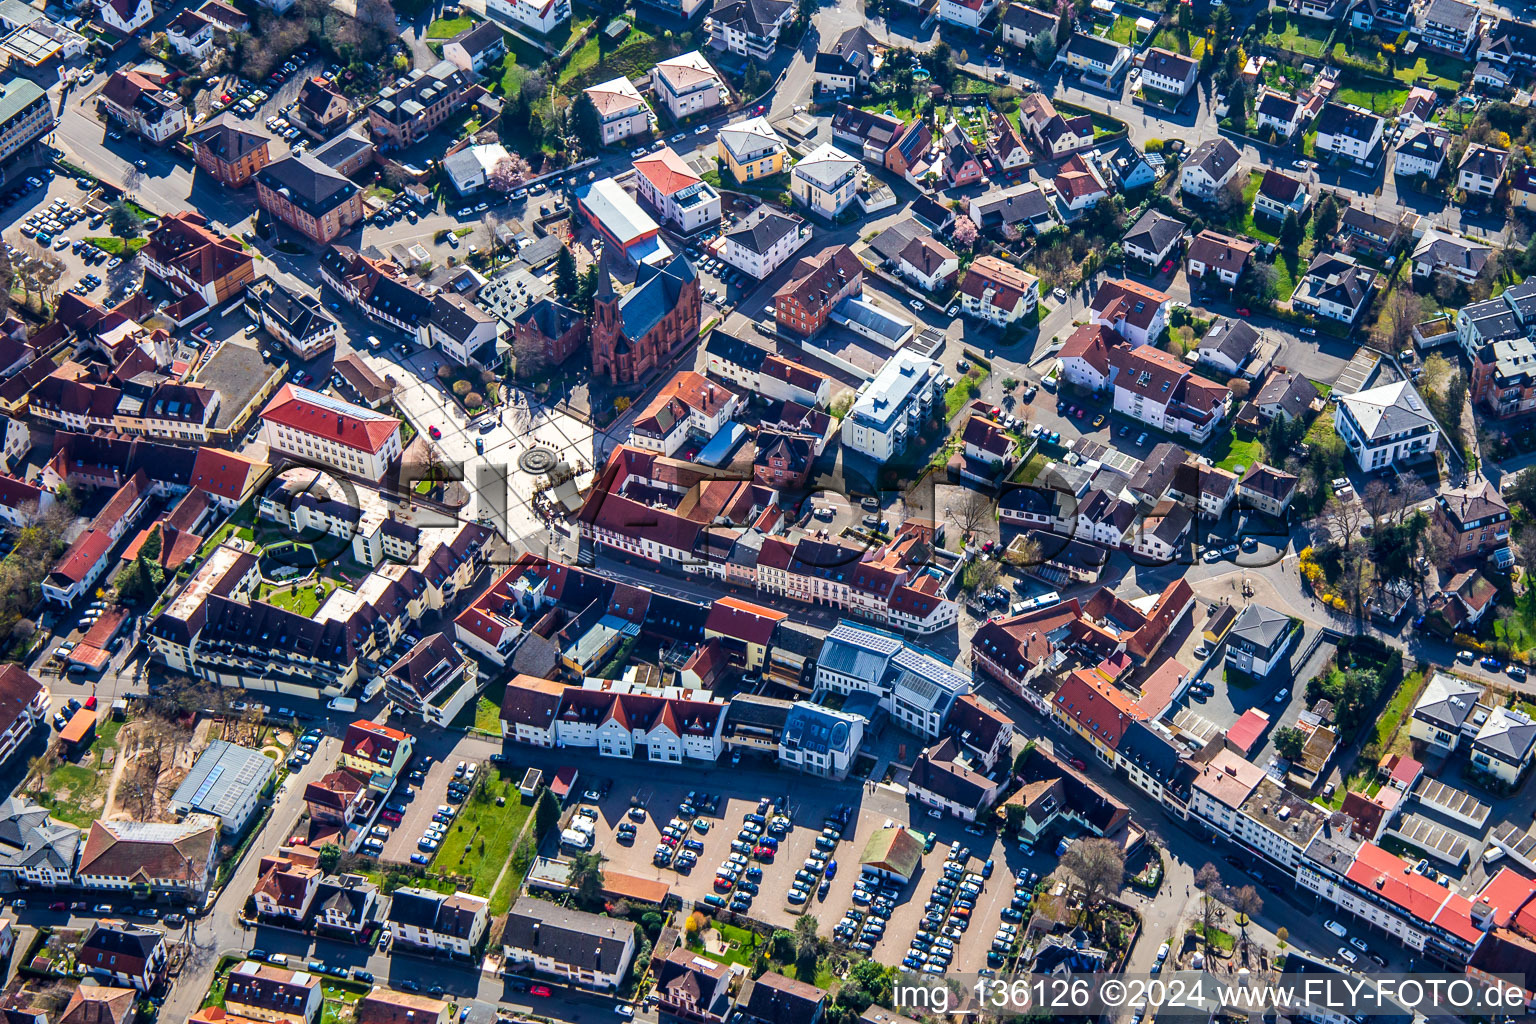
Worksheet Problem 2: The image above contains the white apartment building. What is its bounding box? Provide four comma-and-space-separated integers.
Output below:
840, 350, 939, 461
486, 0, 570, 33
791, 142, 862, 218
583, 77, 649, 145
718, 208, 808, 279
652, 51, 725, 121
1334, 380, 1440, 471
257, 384, 404, 480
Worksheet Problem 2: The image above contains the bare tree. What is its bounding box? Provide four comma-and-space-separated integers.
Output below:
948, 489, 996, 541
1322, 492, 1368, 551
1059, 837, 1126, 913
1361, 479, 1397, 527
1003, 534, 1043, 569
1371, 287, 1430, 351
1193, 862, 1225, 950
1229, 885, 1264, 954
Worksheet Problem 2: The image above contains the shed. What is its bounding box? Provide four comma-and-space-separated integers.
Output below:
60, 708, 98, 751
519, 767, 543, 798
859, 826, 923, 884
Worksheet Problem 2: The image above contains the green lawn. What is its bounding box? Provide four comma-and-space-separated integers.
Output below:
1104, 15, 1142, 45
31, 718, 125, 827
557, 28, 669, 91
1393, 54, 1469, 91
1210, 430, 1263, 471
426, 14, 474, 37
429, 766, 533, 895
493, 33, 558, 97
1494, 588, 1536, 653
1150, 26, 1207, 59
1371, 670, 1426, 758
945, 367, 990, 420
86, 236, 148, 255
1230, 170, 1281, 243
1332, 82, 1409, 114
1266, 19, 1330, 57
862, 96, 918, 122
258, 578, 337, 616
473, 696, 501, 732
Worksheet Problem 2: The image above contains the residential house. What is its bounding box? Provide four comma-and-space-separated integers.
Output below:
1417, 0, 1481, 55
1334, 379, 1439, 471
319, 245, 433, 337
384, 633, 479, 728
387, 888, 489, 956
986, 110, 1030, 176
1122, 208, 1185, 267
717, 208, 806, 280
1058, 323, 1117, 392
1001, 3, 1057, 52
1179, 137, 1241, 201
1256, 88, 1308, 139
1089, 278, 1171, 347
1396, 123, 1452, 179
1470, 707, 1536, 784
0, 795, 79, 889
0, 665, 47, 773
716, 117, 786, 182
224, 960, 322, 1022
938, 0, 998, 29
584, 77, 649, 145
1479, 17, 1536, 74
165, 11, 217, 61
1435, 477, 1512, 562
1059, 32, 1129, 79
424, 292, 501, 368
907, 736, 1003, 820
97, 0, 152, 35
141, 211, 256, 307
738, 973, 827, 1024
1237, 463, 1299, 517
1253, 370, 1320, 422
1052, 152, 1108, 213
293, 77, 350, 138
791, 143, 862, 218
957, 255, 1039, 323
814, 621, 971, 740
967, 181, 1061, 235
1413, 229, 1493, 283
840, 351, 940, 461
1252, 168, 1310, 222
78, 921, 168, 992
1109, 343, 1232, 443
1018, 93, 1094, 157
652, 51, 725, 121
706, 0, 792, 60
813, 27, 883, 93
1196, 317, 1264, 377
1225, 604, 1295, 675
1139, 47, 1199, 96
99, 70, 186, 144
1290, 251, 1378, 323
250, 278, 339, 360
653, 949, 731, 1023
442, 21, 507, 75
896, 235, 960, 292
58, 987, 137, 1024
1314, 102, 1385, 168
502, 895, 636, 989
355, 992, 449, 1024
1458, 143, 1509, 196
1185, 230, 1255, 286
774, 244, 863, 337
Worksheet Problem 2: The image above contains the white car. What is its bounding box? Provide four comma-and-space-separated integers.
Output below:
909, 299, 924, 312
1325, 920, 1347, 938
1337, 947, 1358, 965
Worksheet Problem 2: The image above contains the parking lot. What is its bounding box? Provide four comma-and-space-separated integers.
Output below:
573, 774, 1055, 973
5, 170, 146, 302
372, 754, 481, 863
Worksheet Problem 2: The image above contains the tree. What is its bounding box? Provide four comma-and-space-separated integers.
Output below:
1274, 725, 1307, 762
317, 843, 343, 872
1322, 492, 1367, 551
570, 90, 603, 153
1230, 885, 1264, 952
1193, 862, 1226, 949
1505, 467, 1536, 514
576, 264, 602, 314
488, 154, 532, 192
1362, 479, 1397, 527
951, 215, 979, 248
949, 489, 996, 540
1313, 193, 1341, 240
1058, 837, 1125, 911
1279, 211, 1303, 254
535, 789, 561, 838
569, 850, 606, 907
108, 201, 141, 239
555, 245, 578, 298
1227, 378, 1251, 401
1372, 287, 1429, 351
793, 914, 820, 975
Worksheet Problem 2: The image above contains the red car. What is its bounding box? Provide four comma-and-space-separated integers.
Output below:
84, 695, 97, 709
50, 901, 66, 911
1075, 408, 1085, 419
1069, 758, 1087, 771
382, 811, 402, 823
1161, 259, 1175, 273
428, 425, 441, 439
530, 986, 551, 998
753, 846, 775, 860
1236, 307, 1251, 317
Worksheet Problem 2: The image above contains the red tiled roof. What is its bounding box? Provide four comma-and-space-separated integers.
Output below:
260, 384, 400, 455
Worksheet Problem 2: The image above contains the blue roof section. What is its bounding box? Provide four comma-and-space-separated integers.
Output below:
619, 255, 696, 340
783, 702, 858, 755
696, 421, 747, 466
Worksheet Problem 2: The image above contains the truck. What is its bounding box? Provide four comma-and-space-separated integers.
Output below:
327, 696, 358, 712
361, 678, 384, 701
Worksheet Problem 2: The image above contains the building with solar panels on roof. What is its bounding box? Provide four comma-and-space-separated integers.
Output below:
168, 740, 275, 833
